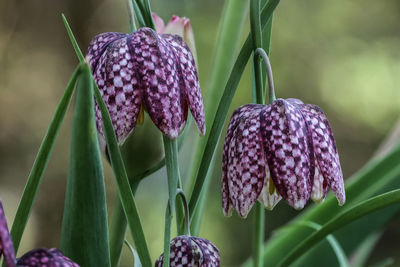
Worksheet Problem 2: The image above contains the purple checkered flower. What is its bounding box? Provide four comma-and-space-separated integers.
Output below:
155, 235, 220, 267
0, 201, 16, 267
86, 26, 205, 142
16, 248, 79, 267
222, 99, 345, 218
0, 200, 79, 267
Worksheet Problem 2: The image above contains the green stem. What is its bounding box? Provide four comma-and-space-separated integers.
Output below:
187, 0, 280, 221
176, 178, 186, 235
176, 190, 191, 236
250, 0, 273, 266
250, 0, 264, 105
253, 203, 265, 267
187, 0, 249, 236
127, 0, 137, 32
162, 136, 180, 266
254, 48, 275, 103
109, 180, 140, 267
163, 204, 172, 267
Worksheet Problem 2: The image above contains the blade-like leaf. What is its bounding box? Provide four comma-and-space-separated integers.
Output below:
60, 64, 111, 266
10, 65, 80, 253
240, 144, 400, 267
188, 0, 280, 223
93, 77, 152, 266
278, 189, 400, 267
292, 221, 349, 267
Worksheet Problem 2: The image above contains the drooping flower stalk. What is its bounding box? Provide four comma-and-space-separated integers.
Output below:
250, 0, 271, 266
157, 190, 220, 267
87, 13, 204, 266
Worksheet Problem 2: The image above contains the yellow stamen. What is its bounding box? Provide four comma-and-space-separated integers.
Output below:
269, 177, 277, 195
137, 104, 145, 125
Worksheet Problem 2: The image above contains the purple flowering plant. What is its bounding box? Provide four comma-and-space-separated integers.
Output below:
2, 0, 400, 267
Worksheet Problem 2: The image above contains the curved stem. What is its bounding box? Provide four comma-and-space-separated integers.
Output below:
187, 0, 280, 224
176, 189, 191, 236
254, 48, 275, 103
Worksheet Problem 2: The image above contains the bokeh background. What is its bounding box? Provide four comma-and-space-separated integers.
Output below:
1, 0, 400, 266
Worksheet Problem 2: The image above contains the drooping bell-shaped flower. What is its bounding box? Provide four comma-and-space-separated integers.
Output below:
87, 26, 205, 143
155, 235, 220, 267
0, 200, 79, 267
16, 248, 79, 267
222, 99, 345, 218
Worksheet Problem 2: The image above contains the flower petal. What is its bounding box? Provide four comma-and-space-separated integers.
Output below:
257, 165, 282, 210
93, 36, 143, 143
310, 159, 328, 203
222, 104, 264, 216
155, 236, 197, 267
130, 28, 186, 139
162, 34, 205, 135
226, 107, 265, 218
260, 99, 312, 210
152, 13, 165, 34
86, 32, 125, 72
0, 201, 16, 267
16, 248, 79, 267
297, 103, 345, 205
163, 15, 185, 37
191, 237, 220, 266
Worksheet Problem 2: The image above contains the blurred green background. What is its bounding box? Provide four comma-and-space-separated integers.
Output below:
1, 0, 400, 266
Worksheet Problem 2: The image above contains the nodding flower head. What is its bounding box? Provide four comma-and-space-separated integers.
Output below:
16, 248, 79, 267
0, 200, 79, 267
222, 99, 345, 218
86, 26, 205, 142
155, 235, 220, 267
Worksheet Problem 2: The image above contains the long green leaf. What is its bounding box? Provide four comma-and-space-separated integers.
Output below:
188, 0, 280, 221
10, 65, 80, 253
292, 221, 349, 267
109, 181, 140, 267
187, 0, 249, 235
93, 76, 152, 266
278, 189, 400, 267
60, 65, 111, 267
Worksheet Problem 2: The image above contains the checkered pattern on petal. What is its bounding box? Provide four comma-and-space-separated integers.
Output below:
226, 108, 266, 218
86, 32, 125, 71
222, 104, 264, 216
191, 237, 220, 266
93, 36, 143, 143
260, 99, 312, 210
296, 103, 345, 205
155, 236, 220, 267
130, 28, 186, 139
16, 248, 79, 267
162, 34, 205, 135
0, 201, 16, 267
